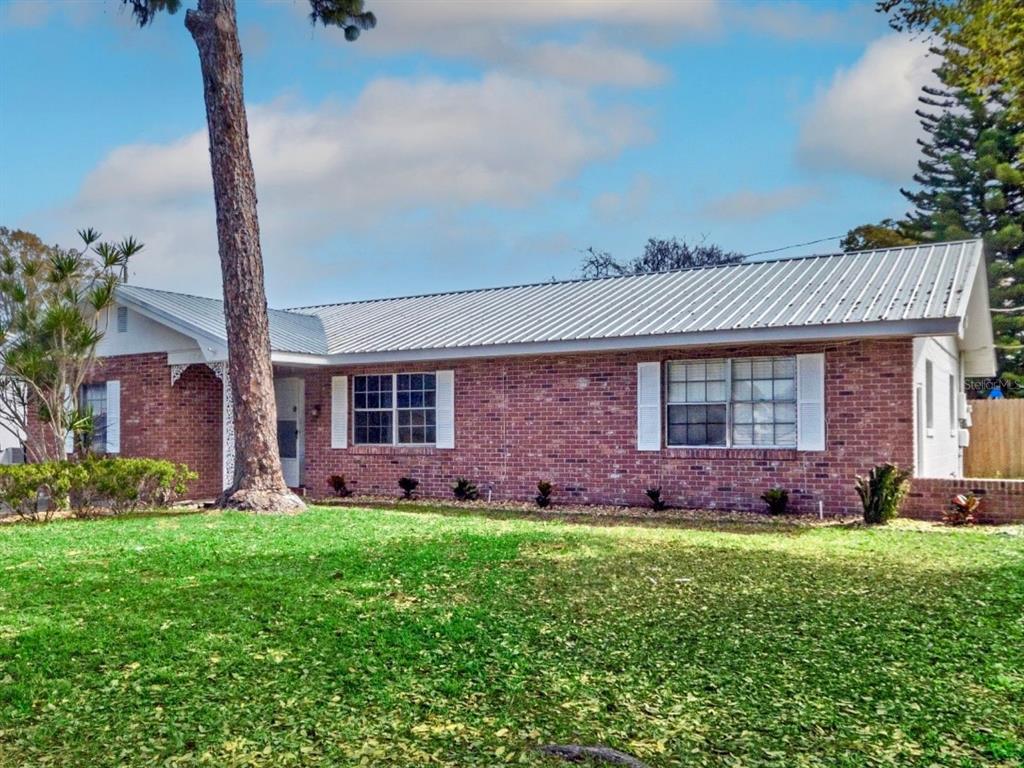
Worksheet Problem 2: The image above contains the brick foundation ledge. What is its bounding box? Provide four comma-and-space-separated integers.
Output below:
906, 478, 1024, 523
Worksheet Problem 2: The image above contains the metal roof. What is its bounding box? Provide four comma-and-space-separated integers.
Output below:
116, 284, 327, 354
116, 240, 984, 359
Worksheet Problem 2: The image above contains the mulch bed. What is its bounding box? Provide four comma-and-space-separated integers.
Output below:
312, 493, 860, 528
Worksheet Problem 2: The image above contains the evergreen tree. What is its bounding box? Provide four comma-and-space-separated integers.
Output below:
901, 78, 1024, 390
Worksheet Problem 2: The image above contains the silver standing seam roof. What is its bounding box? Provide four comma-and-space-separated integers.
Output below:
115, 240, 984, 358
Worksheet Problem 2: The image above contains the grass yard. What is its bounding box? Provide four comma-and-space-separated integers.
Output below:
1, 507, 1022, 767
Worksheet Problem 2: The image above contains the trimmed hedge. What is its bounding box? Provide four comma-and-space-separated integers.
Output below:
0, 457, 196, 521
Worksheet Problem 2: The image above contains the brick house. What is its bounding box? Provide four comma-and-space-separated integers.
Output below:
72, 239, 1023, 519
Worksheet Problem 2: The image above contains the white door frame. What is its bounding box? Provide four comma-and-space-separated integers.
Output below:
274, 377, 305, 488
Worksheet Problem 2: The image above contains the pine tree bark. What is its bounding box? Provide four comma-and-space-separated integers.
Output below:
185, 0, 303, 512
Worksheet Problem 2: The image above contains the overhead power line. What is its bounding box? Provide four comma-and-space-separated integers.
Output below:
743, 235, 846, 260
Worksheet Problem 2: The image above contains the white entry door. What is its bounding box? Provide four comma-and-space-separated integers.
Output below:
274, 377, 304, 488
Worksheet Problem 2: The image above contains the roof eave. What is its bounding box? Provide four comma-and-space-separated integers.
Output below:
268, 318, 961, 366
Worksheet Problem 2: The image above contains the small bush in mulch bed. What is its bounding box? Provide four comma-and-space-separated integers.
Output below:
535, 480, 553, 508
944, 493, 981, 526
645, 487, 667, 511
398, 476, 419, 500
855, 463, 911, 525
327, 474, 352, 497
760, 487, 789, 515
452, 478, 478, 501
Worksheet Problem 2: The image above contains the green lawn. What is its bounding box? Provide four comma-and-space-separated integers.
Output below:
1, 508, 1022, 768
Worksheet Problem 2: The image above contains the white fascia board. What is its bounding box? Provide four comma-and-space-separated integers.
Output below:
273, 317, 961, 367
270, 351, 332, 367
957, 243, 997, 377
167, 348, 227, 365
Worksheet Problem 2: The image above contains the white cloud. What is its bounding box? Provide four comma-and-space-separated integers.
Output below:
733, 2, 879, 43
331, 0, 877, 88
699, 185, 822, 220
343, 0, 699, 88
57, 74, 648, 298
591, 174, 655, 219
797, 35, 938, 181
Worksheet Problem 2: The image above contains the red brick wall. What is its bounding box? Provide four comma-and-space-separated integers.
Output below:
85, 353, 223, 498
906, 478, 1024, 523
302, 339, 918, 515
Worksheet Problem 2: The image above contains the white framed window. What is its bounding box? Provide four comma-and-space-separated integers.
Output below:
731, 357, 797, 447
925, 360, 934, 432
948, 373, 956, 436
666, 360, 727, 446
665, 356, 798, 448
80, 382, 108, 453
353, 373, 436, 445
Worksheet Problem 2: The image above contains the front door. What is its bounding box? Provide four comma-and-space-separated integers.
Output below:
274, 377, 304, 488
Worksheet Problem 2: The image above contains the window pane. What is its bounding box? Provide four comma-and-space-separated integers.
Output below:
752, 379, 773, 400
775, 423, 797, 447
667, 404, 725, 445
705, 360, 726, 380
395, 373, 437, 444
773, 358, 796, 378
687, 424, 707, 444
707, 422, 727, 444
354, 406, 392, 444
686, 381, 706, 402
668, 382, 687, 402
754, 423, 774, 445
774, 378, 795, 400
706, 380, 726, 401
752, 359, 773, 378
728, 356, 797, 447
733, 402, 752, 424
667, 362, 686, 383
733, 423, 753, 446
775, 402, 796, 423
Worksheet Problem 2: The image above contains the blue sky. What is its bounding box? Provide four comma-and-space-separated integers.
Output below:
0, 0, 938, 307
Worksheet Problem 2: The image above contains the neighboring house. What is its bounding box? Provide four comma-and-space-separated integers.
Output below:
67, 240, 1022, 518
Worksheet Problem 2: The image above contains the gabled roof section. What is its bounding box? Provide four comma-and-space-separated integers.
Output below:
115, 284, 327, 355
292, 240, 985, 355
114, 240, 988, 362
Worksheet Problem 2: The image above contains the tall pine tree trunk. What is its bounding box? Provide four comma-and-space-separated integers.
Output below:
185, 0, 303, 512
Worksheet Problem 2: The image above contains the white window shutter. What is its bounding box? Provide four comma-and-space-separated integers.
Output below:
330, 376, 348, 449
636, 362, 661, 451
64, 385, 74, 456
105, 380, 121, 454
797, 353, 826, 451
435, 370, 455, 449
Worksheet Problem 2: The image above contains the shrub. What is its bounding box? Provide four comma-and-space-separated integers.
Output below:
0, 458, 195, 520
944, 493, 981, 526
327, 474, 351, 497
398, 476, 419, 499
67, 457, 196, 517
760, 487, 789, 515
0, 462, 72, 521
854, 463, 911, 525
535, 480, 553, 508
452, 477, 478, 501
645, 487, 666, 511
